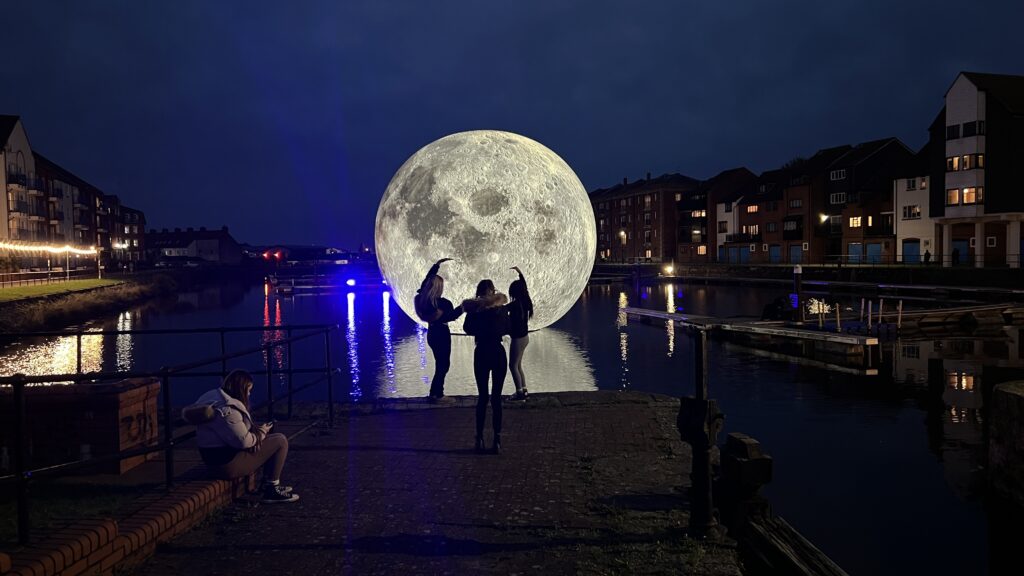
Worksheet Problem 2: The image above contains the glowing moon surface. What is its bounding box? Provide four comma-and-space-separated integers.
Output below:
375, 130, 596, 332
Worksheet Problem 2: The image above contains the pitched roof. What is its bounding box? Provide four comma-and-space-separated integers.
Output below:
590, 172, 700, 200
33, 152, 103, 193
828, 137, 910, 169
0, 115, 19, 144
961, 72, 1024, 115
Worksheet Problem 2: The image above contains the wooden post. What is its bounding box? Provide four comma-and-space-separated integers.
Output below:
879, 298, 885, 325
859, 298, 865, 322
867, 301, 873, 330
818, 304, 823, 329
897, 300, 904, 332
835, 304, 842, 333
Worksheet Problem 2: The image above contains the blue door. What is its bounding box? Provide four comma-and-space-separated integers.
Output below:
769, 245, 782, 263
902, 240, 920, 264
866, 243, 882, 264
952, 240, 970, 266
789, 244, 802, 263
718, 246, 725, 263
739, 247, 750, 264
728, 247, 739, 264
848, 243, 863, 264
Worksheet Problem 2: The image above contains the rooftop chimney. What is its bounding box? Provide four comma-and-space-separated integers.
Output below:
622, 177, 628, 186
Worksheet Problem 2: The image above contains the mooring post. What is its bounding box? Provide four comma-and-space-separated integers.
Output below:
13, 374, 30, 545
678, 328, 723, 540
867, 301, 873, 331
76, 332, 82, 374
897, 300, 904, 333
879, 298, 885, 332
793, 265, 803, 322
835, 303, 842, 333
860, 298, 865, 323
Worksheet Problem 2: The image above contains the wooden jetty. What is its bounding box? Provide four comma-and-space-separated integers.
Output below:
623, 307, 878, 369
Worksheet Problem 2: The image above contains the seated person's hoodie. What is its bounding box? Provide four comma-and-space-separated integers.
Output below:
462, 293, 510, 345
192, 388, 260, 464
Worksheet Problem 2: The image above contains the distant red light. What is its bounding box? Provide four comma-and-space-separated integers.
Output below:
262, 251, 270, 260
275, 251, 282, 260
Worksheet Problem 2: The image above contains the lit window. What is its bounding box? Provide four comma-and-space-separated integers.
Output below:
867, 215, 873, 227
829, 169, 846, 181
962, 187, 983, 204
849, 216, 862, 228
675, 193, 681, 201
946, 189, 960, 206
697, 245, 707, 255
692, 210, 706, 218
746, 205, 759, 213
830, 193, 847, 204
920, 177, 928, 189
645, 249, 652, 258
946, 156, 960, 171
902, 205, 921, 220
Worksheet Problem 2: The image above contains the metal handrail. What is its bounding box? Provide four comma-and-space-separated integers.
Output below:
0, 323, 340, 545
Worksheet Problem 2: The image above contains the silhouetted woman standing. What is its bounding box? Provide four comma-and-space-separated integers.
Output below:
506, 266, 534, 401
462, 279, 510, 453
414, 258, 463, 402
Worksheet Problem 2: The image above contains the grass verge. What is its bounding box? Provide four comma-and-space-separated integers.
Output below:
0, 279, 123, 303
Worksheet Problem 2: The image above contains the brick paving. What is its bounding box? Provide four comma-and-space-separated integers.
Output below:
131, 392, 742, 575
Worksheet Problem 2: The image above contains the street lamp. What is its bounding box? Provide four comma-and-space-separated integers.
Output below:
619, 230, 626, 263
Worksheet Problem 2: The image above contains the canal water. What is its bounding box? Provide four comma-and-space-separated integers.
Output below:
2, 279, 1021, 575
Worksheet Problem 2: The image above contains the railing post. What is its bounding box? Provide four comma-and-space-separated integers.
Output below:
686, 328, 722, 540
287, 328, 294, 419
325, 329, 334, 428
13, 374, 31, 545
220, 330, 227, 377
266, 346, 274, 420
161, 368, 174, 489
76, 333, 82, 374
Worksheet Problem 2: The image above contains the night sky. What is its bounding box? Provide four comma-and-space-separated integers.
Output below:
2, 1, 1022, 248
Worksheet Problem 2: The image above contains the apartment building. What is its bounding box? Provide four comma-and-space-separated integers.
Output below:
825, 138, 915, 263
592, 173, 699, 264
2, 115, 146, 270
893, 145, 934, 264
678, 167, 754, 263
928, 72, 1024, 267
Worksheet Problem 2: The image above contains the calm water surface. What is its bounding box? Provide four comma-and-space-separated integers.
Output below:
2, 280, 1021, 575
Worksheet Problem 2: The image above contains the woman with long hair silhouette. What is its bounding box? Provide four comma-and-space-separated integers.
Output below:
506, 266, 533, 401
414, 258, 463, 402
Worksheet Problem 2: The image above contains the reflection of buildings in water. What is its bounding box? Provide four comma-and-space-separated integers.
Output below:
261, 295, 286, 380
897, 327, 1024, 498
665, 284, 676, 357
0, 328, 104, 379
617, 291, 629, 389
115, 311, 134, 371
378, 328, 596, 398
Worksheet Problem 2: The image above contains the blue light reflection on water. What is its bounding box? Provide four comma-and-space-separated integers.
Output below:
346, 292, 362, 400
381, 291, 396, 394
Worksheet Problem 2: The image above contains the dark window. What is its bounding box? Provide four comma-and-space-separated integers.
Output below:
978, 120, 986, 134
783, 220, 797, 231
946, 125, 960, 140
789, 198, 803, 209
766, 201, 778, 211
718, 221, 728, 233
724, 204, 733, 213
766, 222, 778, 233
962, 121, 977, 137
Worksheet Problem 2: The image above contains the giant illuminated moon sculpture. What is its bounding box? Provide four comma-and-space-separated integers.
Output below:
375, 130, 596, 332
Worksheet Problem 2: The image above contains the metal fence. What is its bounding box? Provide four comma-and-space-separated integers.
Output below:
0, 323, 339, 545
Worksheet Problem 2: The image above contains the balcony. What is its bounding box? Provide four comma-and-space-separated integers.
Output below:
49, 211, 65, 223
726, 233, 762, 243
48, 189, 63, 201
5, 171, 27, 188
865, 224, 894, 237
9, 200, 29, 216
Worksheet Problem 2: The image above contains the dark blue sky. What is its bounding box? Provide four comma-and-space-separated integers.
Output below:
2, 1, 1022, 247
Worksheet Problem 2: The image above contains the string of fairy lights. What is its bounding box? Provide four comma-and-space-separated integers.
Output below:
0, 241, 97, 255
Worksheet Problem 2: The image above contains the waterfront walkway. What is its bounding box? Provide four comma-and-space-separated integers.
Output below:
132, 392, 742, 575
